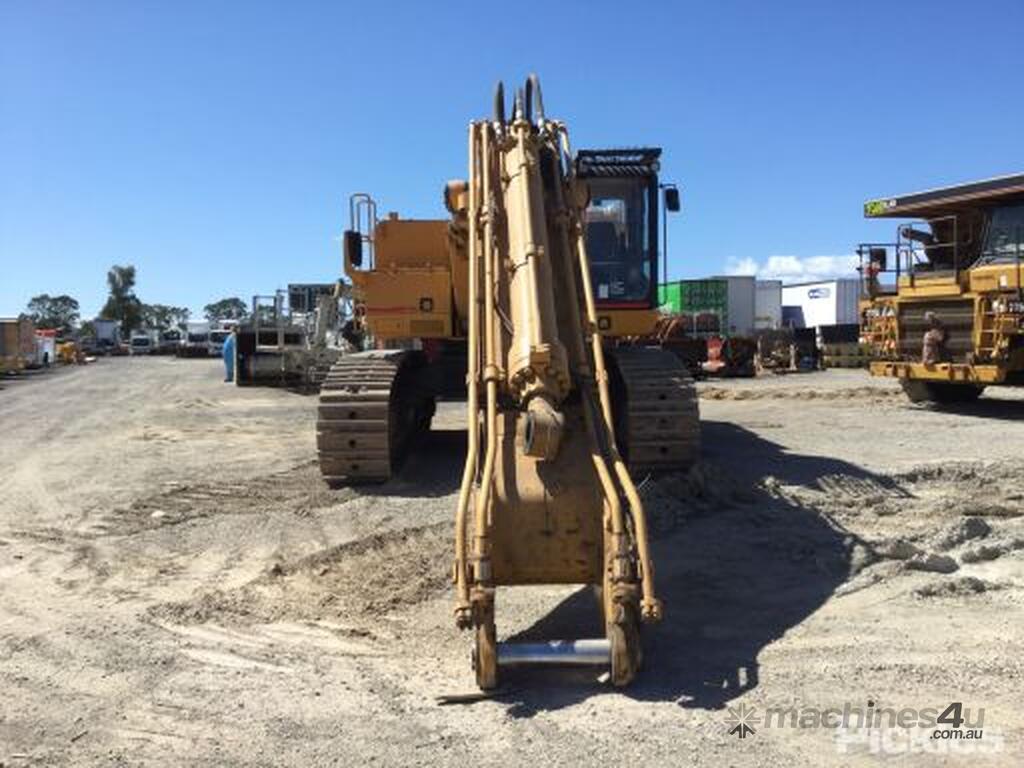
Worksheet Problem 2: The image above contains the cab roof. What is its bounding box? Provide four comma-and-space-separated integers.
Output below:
575, 148, 661, 178
864, 173, 1024, 219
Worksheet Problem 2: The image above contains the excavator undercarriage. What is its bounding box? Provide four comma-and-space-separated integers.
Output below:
315, 343, 697, 485
316, 350, 435, 484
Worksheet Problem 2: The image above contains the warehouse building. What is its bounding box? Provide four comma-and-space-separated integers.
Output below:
781, 278, 860, 329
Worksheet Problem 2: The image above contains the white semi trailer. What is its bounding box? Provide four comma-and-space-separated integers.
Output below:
92, 318, 122, 354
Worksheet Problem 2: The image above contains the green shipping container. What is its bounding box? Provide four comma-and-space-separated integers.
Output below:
658, 282, 683, 314
658, 279, 731, 335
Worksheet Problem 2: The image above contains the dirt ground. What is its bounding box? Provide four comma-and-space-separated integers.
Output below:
1, 357, 1022, 766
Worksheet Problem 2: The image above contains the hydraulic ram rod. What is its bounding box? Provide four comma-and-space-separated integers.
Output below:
497, 639, 611, 667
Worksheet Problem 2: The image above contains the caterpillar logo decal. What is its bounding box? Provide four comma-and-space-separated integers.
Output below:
864, 198, 896, 217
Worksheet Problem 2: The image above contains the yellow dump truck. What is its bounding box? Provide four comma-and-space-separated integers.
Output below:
858, 173, 1024, 403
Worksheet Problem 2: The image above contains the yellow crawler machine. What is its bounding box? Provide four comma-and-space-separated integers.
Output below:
315, 203, 455, 483
316, 109, 698, 486
858, 173, 1024, 403
319, 77, 668, 686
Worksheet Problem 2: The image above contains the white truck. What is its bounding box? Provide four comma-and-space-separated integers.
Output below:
158, 328, 182, 354
129, 330, 156, 356
179, 321, 211, 357
92, 318, 122, 355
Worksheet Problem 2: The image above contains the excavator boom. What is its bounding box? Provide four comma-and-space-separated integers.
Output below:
453, 77, 660, 688
314, 76, 698, 688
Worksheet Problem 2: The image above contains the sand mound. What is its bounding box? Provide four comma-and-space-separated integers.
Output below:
150, 521, 453, 627
639, 461, 757, 536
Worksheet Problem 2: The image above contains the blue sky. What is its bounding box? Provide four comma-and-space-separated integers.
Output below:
2, 0, 1022, 318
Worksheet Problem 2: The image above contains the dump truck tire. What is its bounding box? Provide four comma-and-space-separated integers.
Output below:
901, 380, 985, 404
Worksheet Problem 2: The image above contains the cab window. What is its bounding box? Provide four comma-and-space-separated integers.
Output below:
981, 203, 1024, 263
584, 178, 651, 303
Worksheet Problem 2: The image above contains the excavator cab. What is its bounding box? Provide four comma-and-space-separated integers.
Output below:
576, 148, 676, 335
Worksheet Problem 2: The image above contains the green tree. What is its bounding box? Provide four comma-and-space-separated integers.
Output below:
100, 265, 143, 335
142, 304, 190, 331
26, 294, 80, 335
204, 297, 249, 322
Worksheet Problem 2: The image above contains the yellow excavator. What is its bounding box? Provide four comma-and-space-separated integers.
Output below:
317, 121, 697, 484
319, 77, 678, 686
